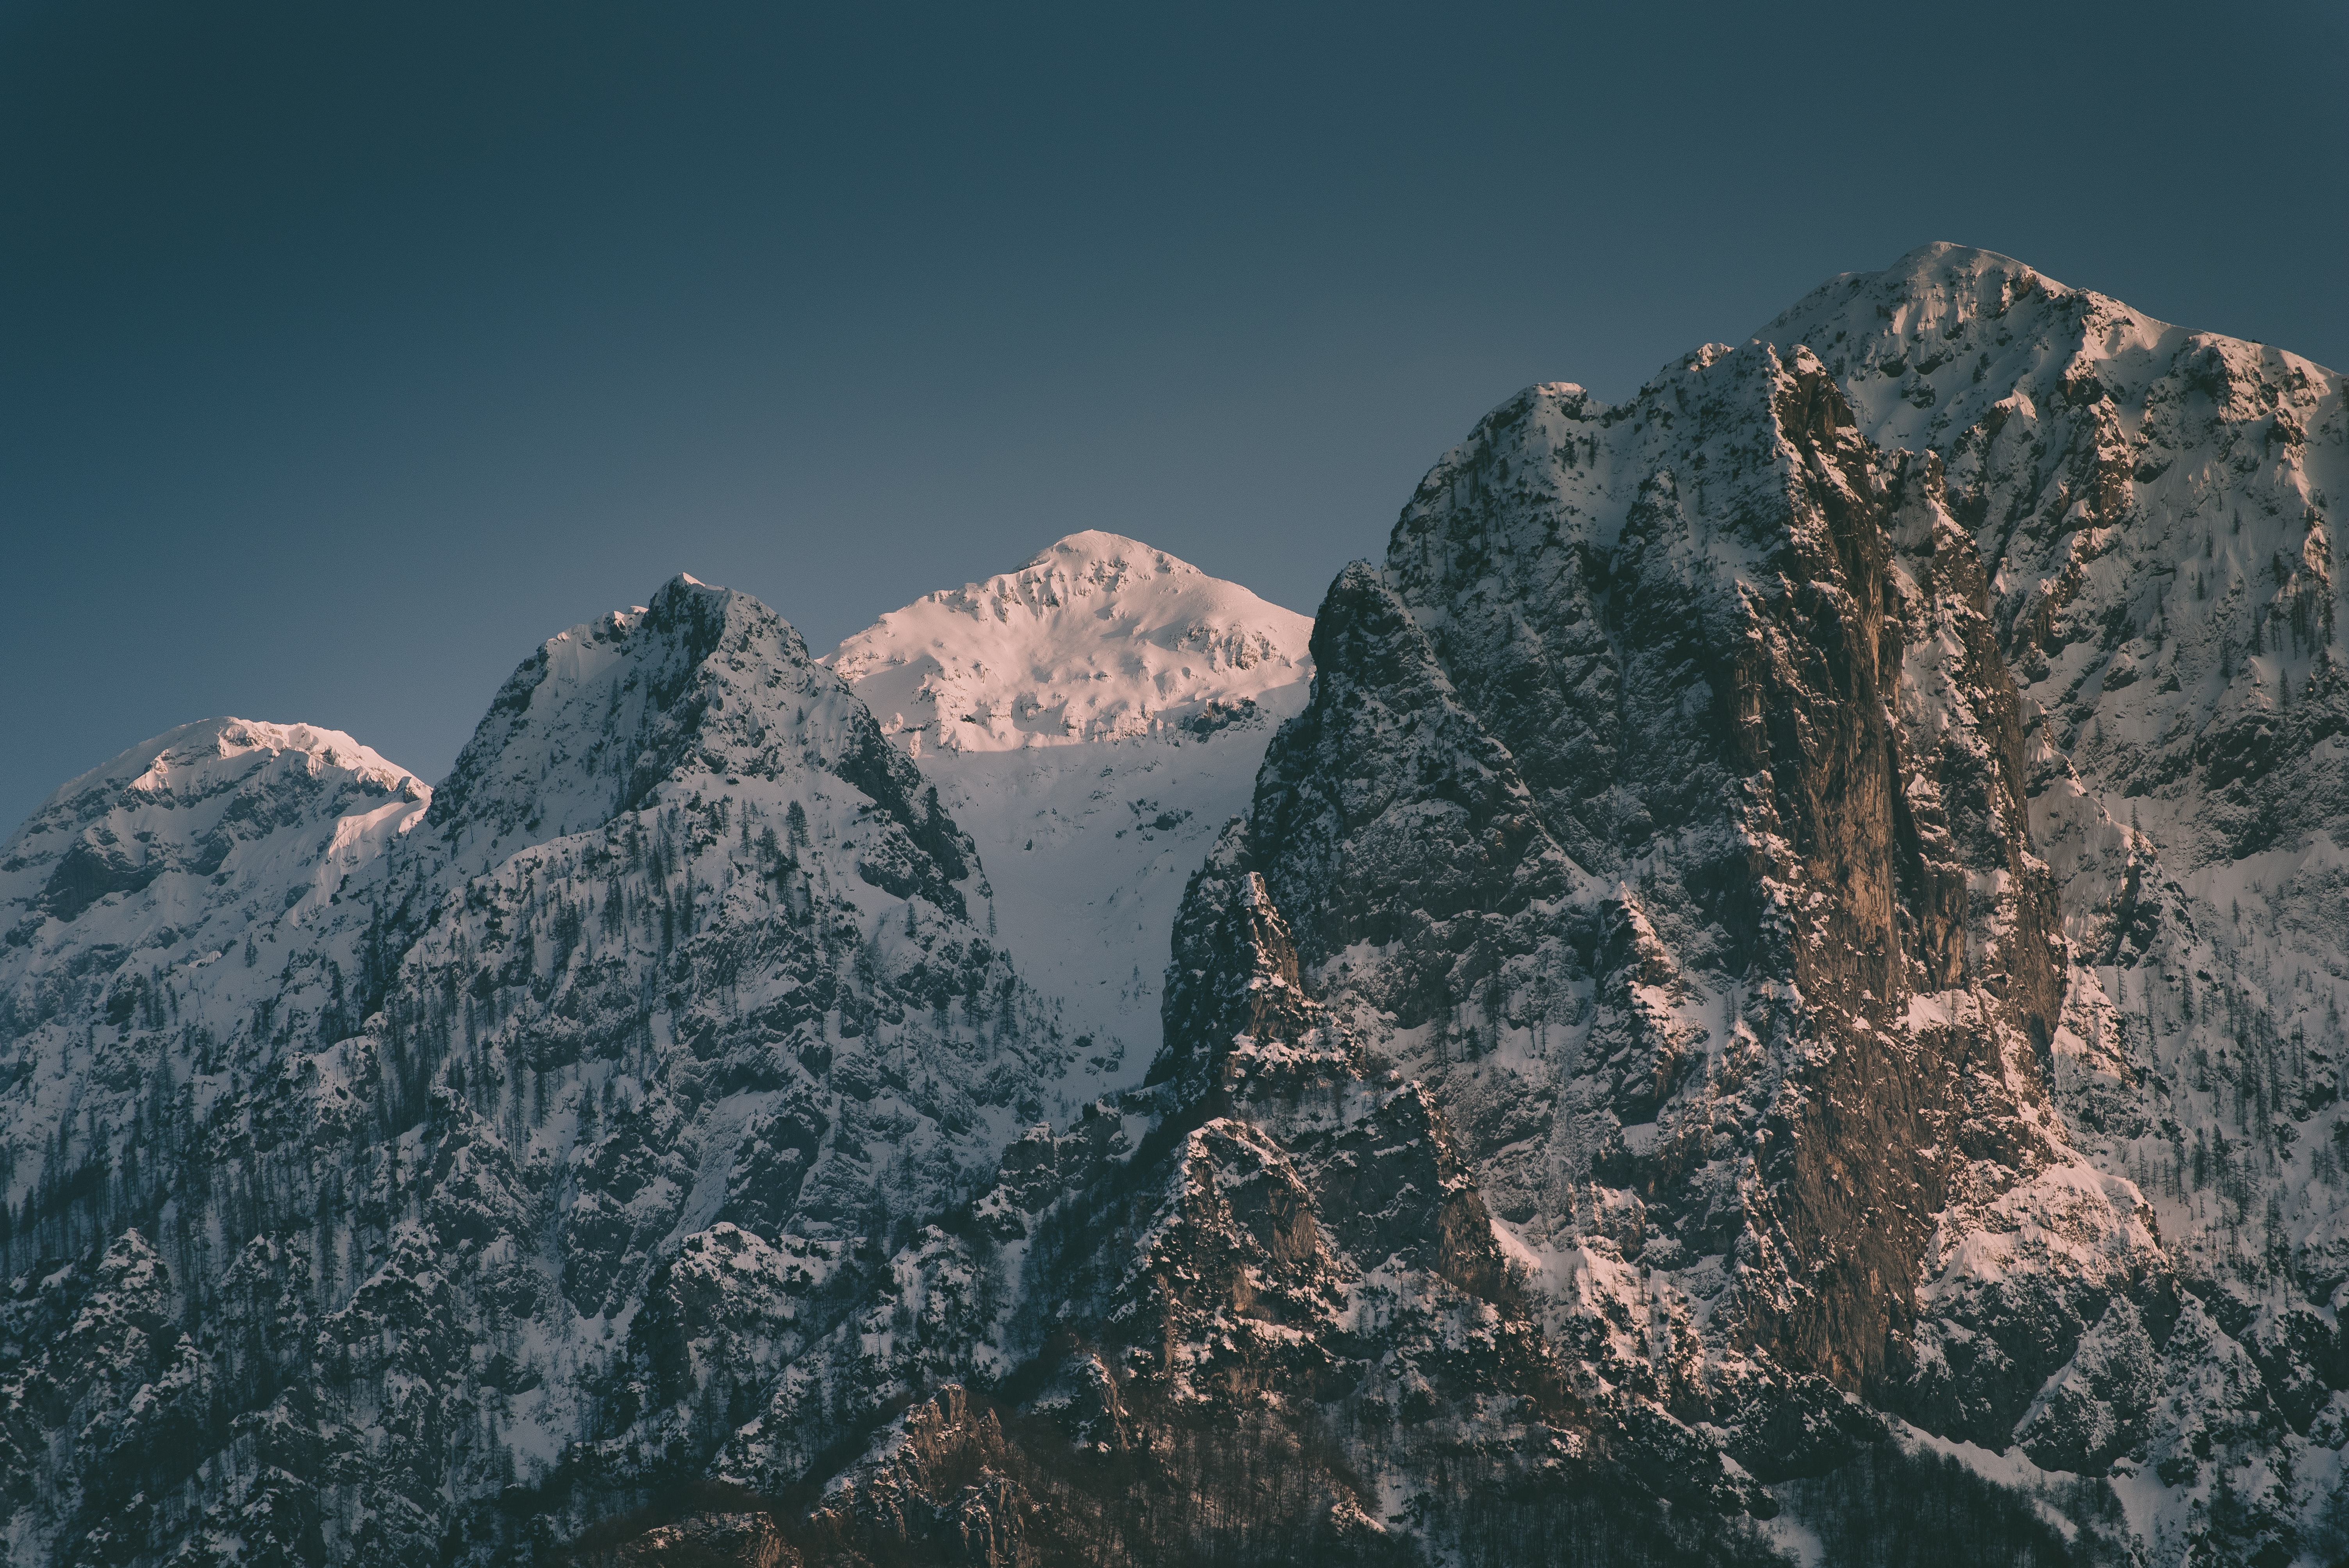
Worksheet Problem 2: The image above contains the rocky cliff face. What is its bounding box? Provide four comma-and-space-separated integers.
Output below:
1214, 335, 2158, 1471
1761, 246, 2349, 1557
4, 247, 2344, 1568
1165, 249, 2345, 1563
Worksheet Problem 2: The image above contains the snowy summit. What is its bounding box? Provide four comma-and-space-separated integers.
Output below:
829, 530, 1312, 756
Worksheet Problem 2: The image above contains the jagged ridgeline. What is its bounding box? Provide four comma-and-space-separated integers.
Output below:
3, 244, 2347, 1568
0, 577, 1079, 1563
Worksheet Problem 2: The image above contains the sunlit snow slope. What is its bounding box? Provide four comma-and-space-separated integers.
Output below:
832, 532, 1313, 1073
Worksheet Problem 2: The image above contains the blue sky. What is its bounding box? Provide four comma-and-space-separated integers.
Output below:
4, 0, 2344, 826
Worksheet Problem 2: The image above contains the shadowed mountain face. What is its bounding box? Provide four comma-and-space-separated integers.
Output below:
4, 248, 2345, 1568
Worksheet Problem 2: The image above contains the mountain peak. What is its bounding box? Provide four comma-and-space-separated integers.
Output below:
1018, 529, 1192, 574
832, 533, 1311, 754
1766, 241, 2080, 342
1886, 237, 2031, 274
424, 577, 866, 866
32, 717, 419, 820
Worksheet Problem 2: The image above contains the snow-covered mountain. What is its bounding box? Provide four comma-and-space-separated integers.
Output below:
4, 248, 2345, 1568
0, 577, 1082, 1565
832, 531, 1312, 1079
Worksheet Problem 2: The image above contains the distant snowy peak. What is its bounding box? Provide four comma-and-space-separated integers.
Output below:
830, 530, 1313, 754
827, 535, 1313, 1080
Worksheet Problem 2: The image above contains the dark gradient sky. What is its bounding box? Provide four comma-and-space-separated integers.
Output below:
5, 1, 2345, 828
